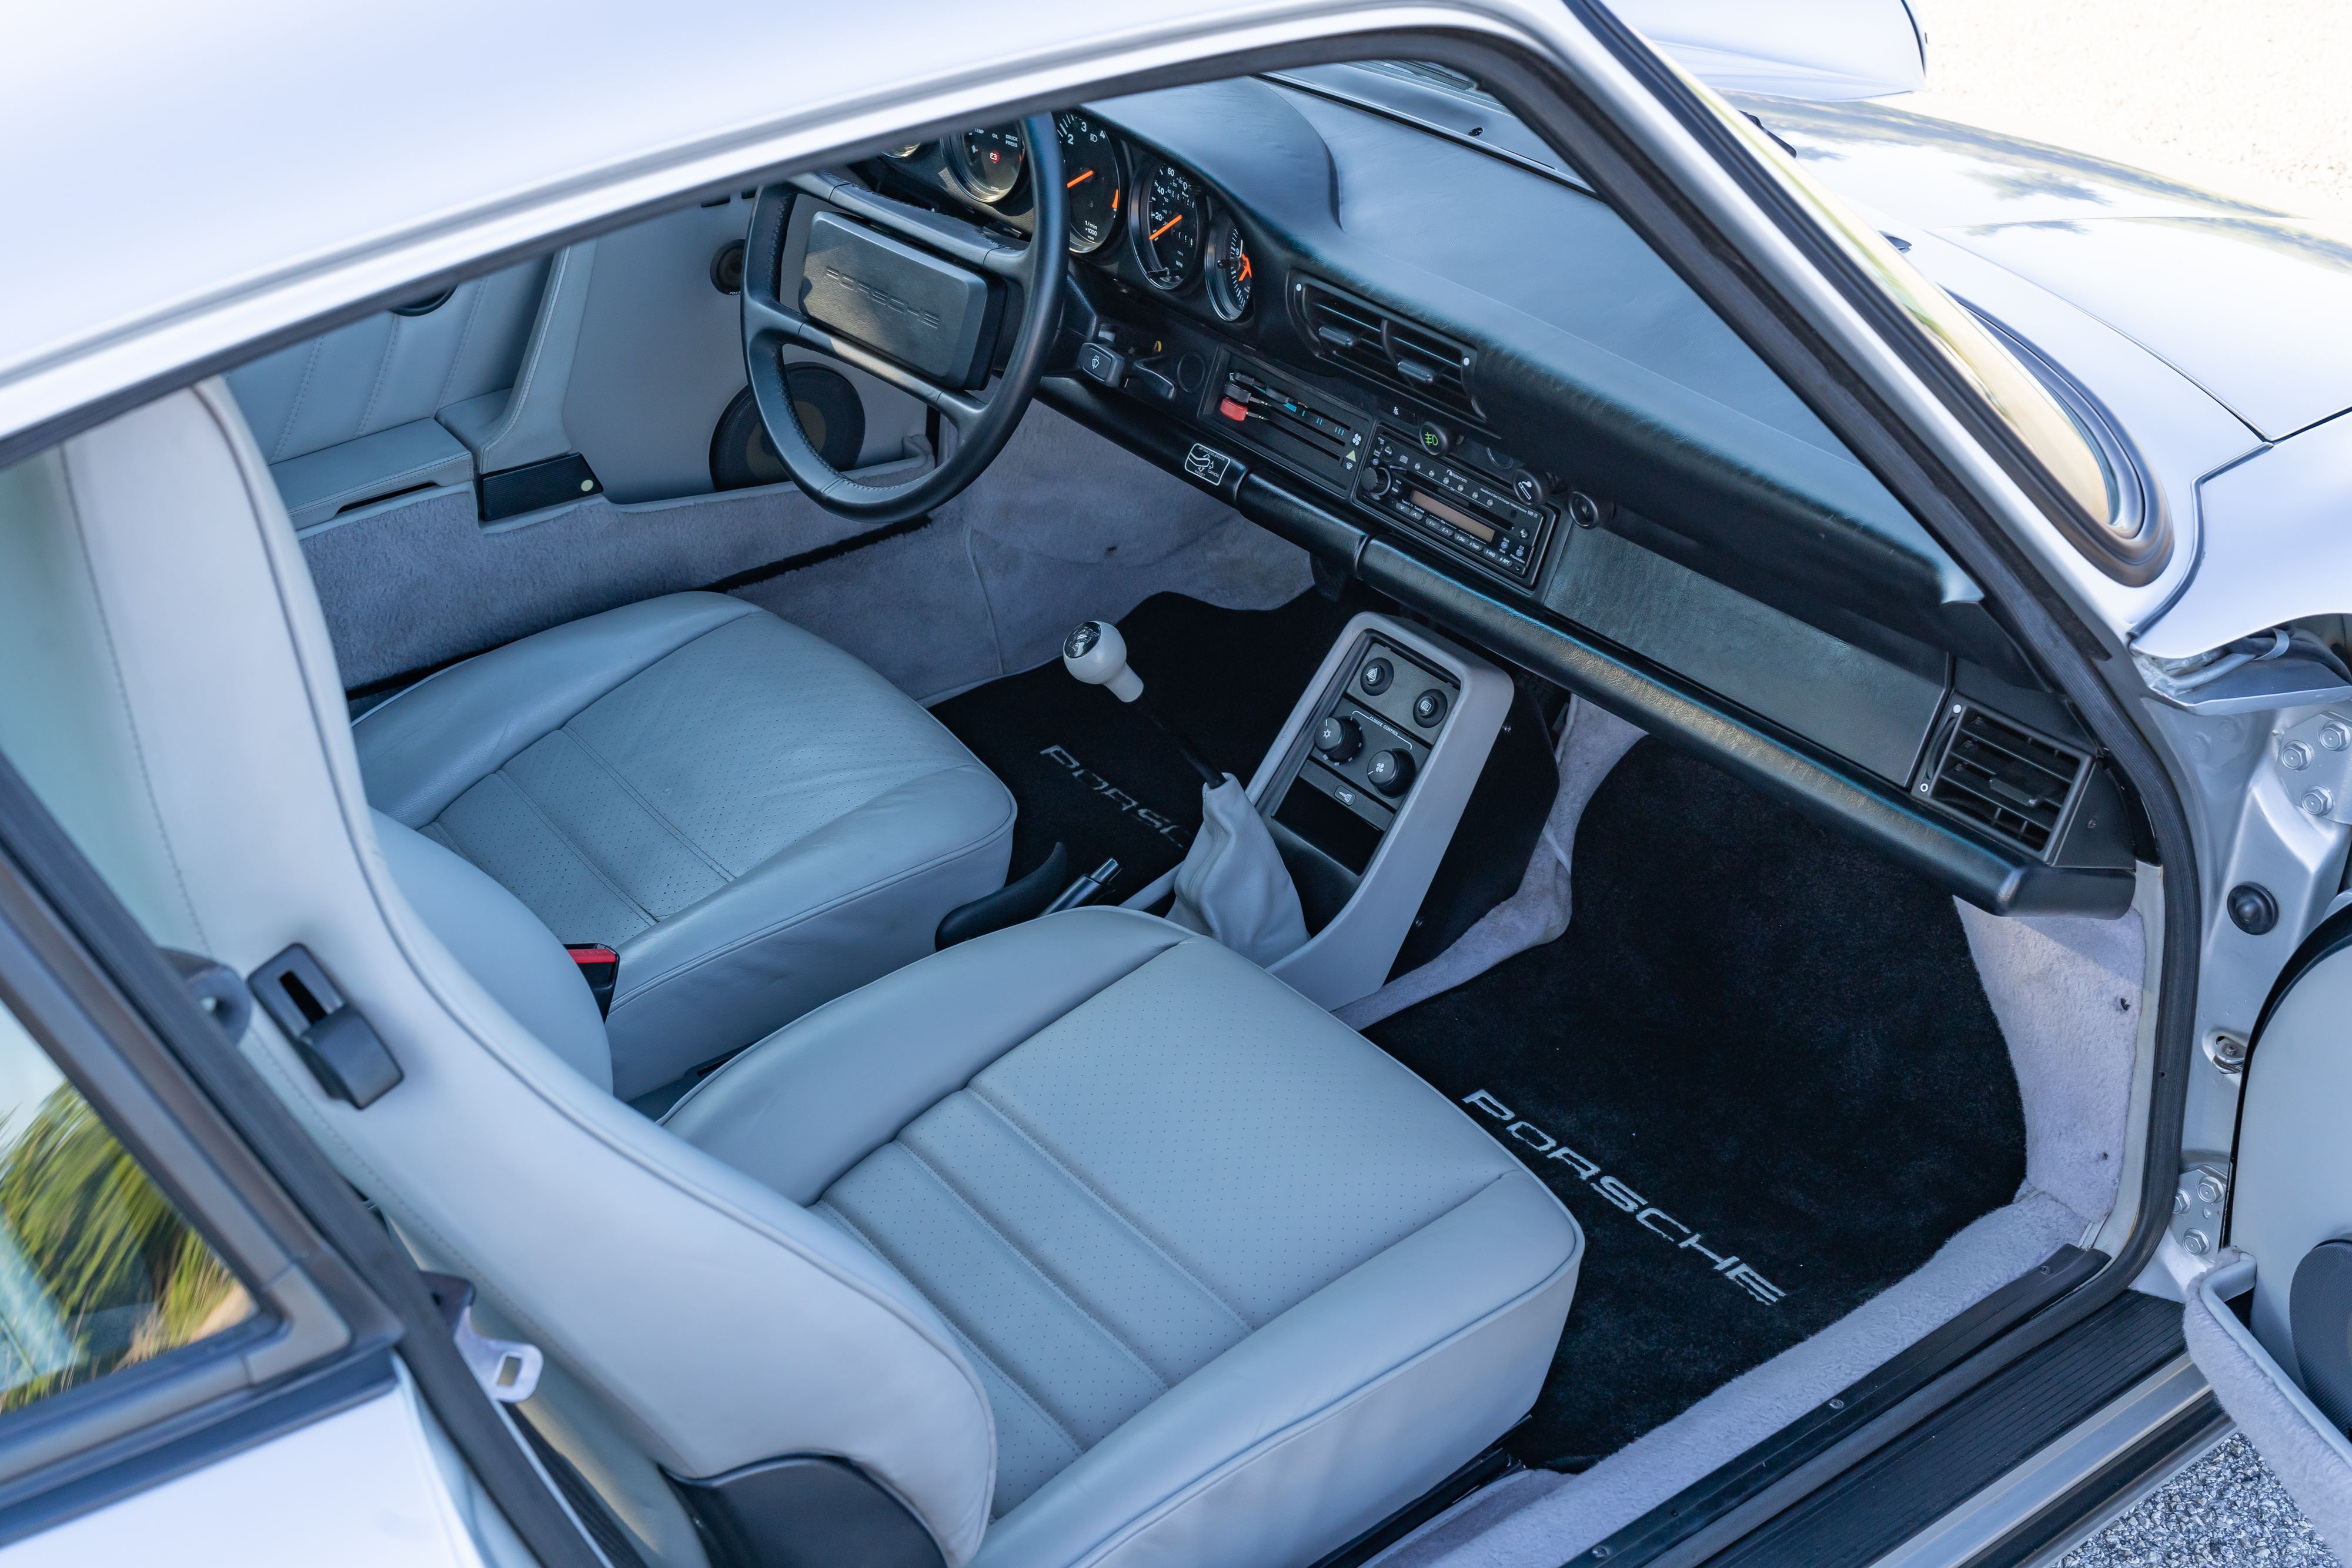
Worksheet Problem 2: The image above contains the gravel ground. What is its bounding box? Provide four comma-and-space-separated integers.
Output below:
2057, 1433, 2337, 1566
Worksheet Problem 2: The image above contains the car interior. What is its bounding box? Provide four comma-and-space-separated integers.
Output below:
0, 56, 2159, 1568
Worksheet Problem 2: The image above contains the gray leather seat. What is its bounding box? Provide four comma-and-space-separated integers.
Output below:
4, 383, 1580, 1568
352, 591, 1014, 1096
384, 791, 1584, 1565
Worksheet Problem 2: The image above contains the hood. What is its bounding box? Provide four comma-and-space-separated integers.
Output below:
1613, 0, 1925, 101
1742, 94, 2352, 442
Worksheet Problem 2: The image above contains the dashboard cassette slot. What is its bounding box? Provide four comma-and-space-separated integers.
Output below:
1357, 424, 1553, 589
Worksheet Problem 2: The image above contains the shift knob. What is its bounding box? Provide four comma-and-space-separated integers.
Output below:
1063, 620, 1145, 703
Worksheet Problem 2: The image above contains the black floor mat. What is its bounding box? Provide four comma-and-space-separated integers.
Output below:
931, 590, 1358, 894
1367, 739, 2026, 1472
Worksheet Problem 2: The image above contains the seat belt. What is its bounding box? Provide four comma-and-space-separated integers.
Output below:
563, 945, 619, 1018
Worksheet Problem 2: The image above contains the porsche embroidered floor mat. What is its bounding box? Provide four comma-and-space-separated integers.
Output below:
1366, 738, 2027, 1472
930, 590, 1356, 897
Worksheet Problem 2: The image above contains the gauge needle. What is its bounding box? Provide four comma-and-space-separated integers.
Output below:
1149, 213, 1184, 240
1238, 255, 1252, 282
1066, 169, 1095, 188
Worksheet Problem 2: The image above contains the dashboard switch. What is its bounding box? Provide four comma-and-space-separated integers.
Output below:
1367, 748, 1416, 796
1315, 714, 1364, 763
1412, 688, 1449, 728
1077, 342, 1126, 387
1359, 657, 1394, 696
1127, 357, 1177, 402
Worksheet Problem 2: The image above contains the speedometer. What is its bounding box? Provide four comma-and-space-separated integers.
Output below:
1133, 162, 1204, 291
948, 125, 1025, 204
1055, 112, 1122, 255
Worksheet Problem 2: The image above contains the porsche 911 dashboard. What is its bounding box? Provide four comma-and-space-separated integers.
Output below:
856, 72, 2139, 918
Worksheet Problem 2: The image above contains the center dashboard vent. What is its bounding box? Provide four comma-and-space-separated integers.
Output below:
1294, 280, 1480, 422
1920, 701, 2089, 857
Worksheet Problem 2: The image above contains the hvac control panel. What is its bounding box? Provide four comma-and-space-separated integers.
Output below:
1355, 425, 1554, 588
1271, 635, 1458, 877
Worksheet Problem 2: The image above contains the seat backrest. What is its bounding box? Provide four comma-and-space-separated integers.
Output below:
0, 385, 996, 1566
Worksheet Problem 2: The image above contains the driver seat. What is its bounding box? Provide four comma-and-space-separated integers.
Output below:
352, 592, 1015, 1099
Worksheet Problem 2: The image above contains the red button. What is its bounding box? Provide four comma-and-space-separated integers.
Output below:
1218, 398, 1250, 422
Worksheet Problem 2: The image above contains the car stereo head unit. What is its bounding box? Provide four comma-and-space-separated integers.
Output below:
1355, 426, 1552, 588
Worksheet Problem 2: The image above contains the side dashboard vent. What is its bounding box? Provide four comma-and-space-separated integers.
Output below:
1295, 280, 1479, 422
1920, 702, 2089, 857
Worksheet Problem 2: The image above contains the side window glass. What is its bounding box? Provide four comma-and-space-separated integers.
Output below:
0, 998, 250, 1411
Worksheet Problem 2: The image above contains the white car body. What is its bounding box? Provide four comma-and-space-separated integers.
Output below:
5, 1, 2352, 1563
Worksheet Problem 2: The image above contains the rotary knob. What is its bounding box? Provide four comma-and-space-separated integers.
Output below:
1362, 466, 1394, 499
1315, 714, 1363, 763
1367, 748, 1416, 796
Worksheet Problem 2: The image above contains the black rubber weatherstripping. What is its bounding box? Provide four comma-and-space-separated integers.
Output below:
1369, 740, 2027, 1470
1696, 1289, 2184, 1567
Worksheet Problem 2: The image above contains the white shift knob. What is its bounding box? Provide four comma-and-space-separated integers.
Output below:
1063, 620, 1144, 702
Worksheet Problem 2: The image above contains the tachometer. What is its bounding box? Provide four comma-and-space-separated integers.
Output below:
1055, 112, 1122, 255
948, 125, 1025, 203
1134, 162, 1204, 291
1205, 214, 1254, 320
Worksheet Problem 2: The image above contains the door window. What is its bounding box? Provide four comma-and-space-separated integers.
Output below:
0, 998, 249, 1412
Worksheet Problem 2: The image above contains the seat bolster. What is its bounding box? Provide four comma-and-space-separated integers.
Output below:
970, 1172, 1582, 1568
352, 591, 759, 824
371, 810, 613, 1092
599, 763, 1015, 1096
666, 907, 1190, 1202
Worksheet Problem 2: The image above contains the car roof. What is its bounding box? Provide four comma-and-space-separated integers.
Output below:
8, 0, 1490, 457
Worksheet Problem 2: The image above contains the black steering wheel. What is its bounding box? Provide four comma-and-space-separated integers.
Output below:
740, 114, 1066, 523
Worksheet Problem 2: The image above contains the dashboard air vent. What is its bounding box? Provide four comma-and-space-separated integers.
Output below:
1922, 703, 2087, 857
1295, 280, 1479, 421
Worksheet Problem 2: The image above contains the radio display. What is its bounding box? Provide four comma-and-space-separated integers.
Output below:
1410, 488, 1495, 543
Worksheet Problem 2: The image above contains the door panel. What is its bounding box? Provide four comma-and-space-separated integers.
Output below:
225, 260, 549, 529
2193, 909, 2352, 1556
0, 1368, 496, 1567
561, 193, 927, 503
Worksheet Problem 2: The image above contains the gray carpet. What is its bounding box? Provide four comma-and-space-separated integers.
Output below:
302, 470, 914, 688
301, 403, 1309, 701
728, 404, 1311, 703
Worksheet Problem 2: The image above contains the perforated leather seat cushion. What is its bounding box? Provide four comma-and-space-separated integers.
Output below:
355, 593, 1013, 1095
667, 909, 1582, 1567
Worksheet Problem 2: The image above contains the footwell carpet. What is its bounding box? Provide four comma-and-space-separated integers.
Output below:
930, 590, 1355, 895
1368, 739, 2026, 1471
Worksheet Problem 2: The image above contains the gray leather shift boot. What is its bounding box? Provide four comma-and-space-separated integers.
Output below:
1168, 775, 1309, 966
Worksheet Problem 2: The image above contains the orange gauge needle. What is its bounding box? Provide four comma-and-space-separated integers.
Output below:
1149, 213, 1184, 240
1111, 187, 1120, 210
1066, 168, 1095, 188
1237, 255, 1252, 282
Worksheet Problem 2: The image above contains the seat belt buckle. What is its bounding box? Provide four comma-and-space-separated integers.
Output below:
563, 945, 619, 1018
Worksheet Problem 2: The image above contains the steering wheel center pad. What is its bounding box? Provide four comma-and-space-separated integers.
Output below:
740, 114, 1067, 522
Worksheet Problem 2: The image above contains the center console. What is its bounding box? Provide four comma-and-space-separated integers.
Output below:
1239, 613, 1513, 1010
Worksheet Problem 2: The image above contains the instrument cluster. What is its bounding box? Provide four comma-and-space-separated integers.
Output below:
883, 112, 1257, 325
